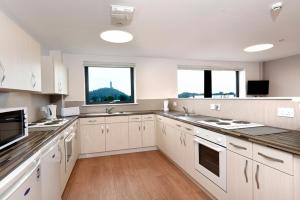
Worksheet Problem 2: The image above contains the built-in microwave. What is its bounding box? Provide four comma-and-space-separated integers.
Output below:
0, 107, 28, 150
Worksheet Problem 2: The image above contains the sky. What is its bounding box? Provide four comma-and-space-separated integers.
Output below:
177, 69, 236, 94
88, 67, 131, 95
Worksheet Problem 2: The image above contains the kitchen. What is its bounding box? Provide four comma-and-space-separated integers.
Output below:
0, 0, 300, 200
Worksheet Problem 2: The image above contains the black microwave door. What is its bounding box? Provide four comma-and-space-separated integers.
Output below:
0, 110, 25, 146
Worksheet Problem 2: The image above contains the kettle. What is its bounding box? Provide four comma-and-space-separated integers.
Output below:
41, 105, 57, 120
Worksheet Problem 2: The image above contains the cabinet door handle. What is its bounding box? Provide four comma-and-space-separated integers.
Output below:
101, 127, 104, 134
255, 164, 260, 189
0, 61, 6, 86
185, 127, 192, 131
176, 124, 181, 128
180, 134, 183, 144
58, 146, 62, 164
183, 134, 186, 146
88, 120, 97, 123
229, 142, 247, 150
143, 126, 146, 131
258, 152, 284, 163
244, 160, 248, 183
139, 126, 141, 131
107, 127, 109, 133
31, 73, 36, 88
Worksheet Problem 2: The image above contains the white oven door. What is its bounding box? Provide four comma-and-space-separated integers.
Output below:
194, 137, 227, 191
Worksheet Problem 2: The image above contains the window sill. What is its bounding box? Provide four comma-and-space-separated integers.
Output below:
81, 103, 139, 107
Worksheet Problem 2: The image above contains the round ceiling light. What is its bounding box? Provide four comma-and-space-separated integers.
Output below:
100, 30, 133, 43
244, 44, 274, 53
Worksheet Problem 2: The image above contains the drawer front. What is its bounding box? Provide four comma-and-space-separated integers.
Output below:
105, 116, 129, 123
227, 136, 253, 158
80, 117, 105, 125
181, 123, 194, 135
253, 143, 293, 175
129, 115, 142, 122
142, 114, 154, 121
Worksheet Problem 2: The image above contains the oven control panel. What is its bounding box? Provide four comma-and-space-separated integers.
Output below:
195, 127, 227, 147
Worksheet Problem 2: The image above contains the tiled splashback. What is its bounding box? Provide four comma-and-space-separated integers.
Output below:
169, 98, 300, 130
63, 99, 165, 114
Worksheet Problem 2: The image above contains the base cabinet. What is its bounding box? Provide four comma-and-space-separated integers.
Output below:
227, 150, 253, 200
106, 123, 129, 151
142, 120, 155, 147
253, 161, 293, 200
129, 122, 142, 148
80, 124, 106, 154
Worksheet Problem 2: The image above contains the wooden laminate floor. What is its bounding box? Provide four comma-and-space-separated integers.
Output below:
62, 151, 211, 200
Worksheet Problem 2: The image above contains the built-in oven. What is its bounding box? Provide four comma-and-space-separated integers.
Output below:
194, 127, 227, 191
0, 108, 28, 150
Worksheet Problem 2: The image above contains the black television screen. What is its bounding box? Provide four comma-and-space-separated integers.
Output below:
247, 80, 269, 95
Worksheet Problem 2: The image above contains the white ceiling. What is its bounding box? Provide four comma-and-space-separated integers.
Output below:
1, 0, 300, 62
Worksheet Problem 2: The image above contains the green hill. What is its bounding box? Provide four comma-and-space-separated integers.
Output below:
88, 87, 132, 103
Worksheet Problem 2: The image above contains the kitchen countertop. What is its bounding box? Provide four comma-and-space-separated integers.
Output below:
1, 110, 300, 182
0, 116, 78, 181
157, 111, 300, 156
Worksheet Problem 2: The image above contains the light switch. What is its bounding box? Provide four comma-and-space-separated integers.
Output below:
277, 107, 295, 118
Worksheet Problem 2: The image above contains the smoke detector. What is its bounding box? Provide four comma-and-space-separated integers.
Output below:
271, 2, 283, 12
111, 5, 135, 26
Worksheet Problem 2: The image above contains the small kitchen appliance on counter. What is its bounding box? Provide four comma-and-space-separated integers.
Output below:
41, 105, 57, 120
0, 107, 28, 150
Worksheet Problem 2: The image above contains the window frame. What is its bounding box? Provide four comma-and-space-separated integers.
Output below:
177, 68, 240, 99
84, 65, 135, 105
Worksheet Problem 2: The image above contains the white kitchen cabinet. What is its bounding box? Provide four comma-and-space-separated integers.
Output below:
106, 122, 129, 151
0, 11, 41, 92
129, 121, 142, 148
227, 150, 253, 200
40, 140, 61, 200
41, 50, 68, 95
142, 120, 156, 147
164, 124, 179, 159
253, 161, 293, 200
182, 132, 195, 176
58, 134, 67, 194
156, 117, 166, 152
80, 124, 106, 154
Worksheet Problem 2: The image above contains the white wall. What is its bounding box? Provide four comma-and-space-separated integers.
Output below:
263, 54, 300, 97
63, 53, 261, 101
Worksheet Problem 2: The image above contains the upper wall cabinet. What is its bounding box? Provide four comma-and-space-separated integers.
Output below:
41, 51, 68, 95
0, 11, 41, 92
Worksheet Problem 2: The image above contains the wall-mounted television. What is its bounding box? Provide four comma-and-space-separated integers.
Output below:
247, 80, 269, 96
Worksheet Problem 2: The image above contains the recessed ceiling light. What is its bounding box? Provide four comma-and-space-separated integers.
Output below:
244, 44, 274, 53
100, 30, 133, 43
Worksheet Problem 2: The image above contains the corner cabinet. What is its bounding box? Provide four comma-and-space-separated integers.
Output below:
0, 11, 41, 92
41, 51, 68, 95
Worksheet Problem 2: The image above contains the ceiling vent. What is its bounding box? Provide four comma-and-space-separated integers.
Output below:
111, 5, 135, 26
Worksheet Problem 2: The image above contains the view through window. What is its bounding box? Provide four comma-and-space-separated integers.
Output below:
177, 69, 204, 98
177, 69, 239, 98
85, 66, 134, 104
212, 70, 237, 98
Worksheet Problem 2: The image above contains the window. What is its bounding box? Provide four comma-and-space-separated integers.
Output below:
212, 70, 238, 98
177, 69, 239, 98
177, 69, 204, 98
85, 66, 135, 104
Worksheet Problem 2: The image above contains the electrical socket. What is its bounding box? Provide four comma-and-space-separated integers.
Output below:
277, 107, 295, 118
210, 104, 221, 111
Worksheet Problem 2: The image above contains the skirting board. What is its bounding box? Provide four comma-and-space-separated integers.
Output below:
79, 146, 158, 159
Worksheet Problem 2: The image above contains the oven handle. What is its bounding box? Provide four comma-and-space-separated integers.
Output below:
194, 137, 224, 152
65, 133, 75, 143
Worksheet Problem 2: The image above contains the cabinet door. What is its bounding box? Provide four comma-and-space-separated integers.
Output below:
182, 133, 195, 176
164, 124, 180, 160
253, 161, 293, 200
156, 119, 164, 150
129, 122, 142, 148
142, 120, 156, 147
227, 150, 253, 200
106, 123, 129, 151
80, 124, 106, 154
58, 137, 66, 194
